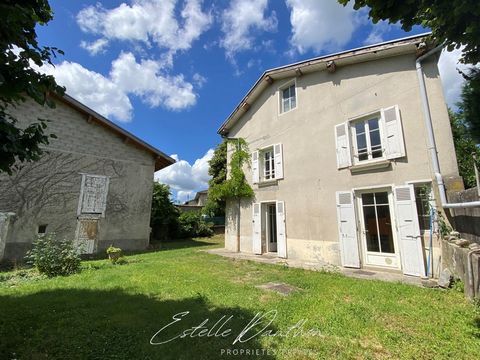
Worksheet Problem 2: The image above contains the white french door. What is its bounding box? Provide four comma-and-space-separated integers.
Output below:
357, 190, 400, 269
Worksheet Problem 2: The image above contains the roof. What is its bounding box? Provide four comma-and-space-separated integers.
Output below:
217, 32, 433, 135
53, 93, 175, 171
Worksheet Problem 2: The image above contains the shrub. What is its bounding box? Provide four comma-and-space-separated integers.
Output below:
177, 211, 214, 238
106, 246, 125, 265
25, 234, 82, 277
150, 183, 180, 240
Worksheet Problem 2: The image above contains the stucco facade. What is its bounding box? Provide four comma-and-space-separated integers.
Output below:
0, 96, 174, 261
221, 36, 460, 278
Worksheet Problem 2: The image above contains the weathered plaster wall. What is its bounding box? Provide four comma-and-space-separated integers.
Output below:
225, 53, 458, 268
448, 188, 480, 244
0, 99, 156, 261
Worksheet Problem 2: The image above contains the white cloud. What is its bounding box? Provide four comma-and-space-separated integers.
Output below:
80, 38, 109, 55
220, 0, 277, 59
76, 0, 212, 56
38, 52, 201, 122
286, 0, 360, 54
438, 47, 470, 108
154, 149, 214, 201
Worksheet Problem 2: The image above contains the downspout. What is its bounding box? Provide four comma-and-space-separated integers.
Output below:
416, 45, 480, 208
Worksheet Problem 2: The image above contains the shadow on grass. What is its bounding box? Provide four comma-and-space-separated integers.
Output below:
150, 237, 221, 251
0, 289, 276, 360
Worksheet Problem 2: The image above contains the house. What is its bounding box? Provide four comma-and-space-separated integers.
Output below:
177, 190, 208, 213
0, 94, 174, 261
218, 33, 462, 278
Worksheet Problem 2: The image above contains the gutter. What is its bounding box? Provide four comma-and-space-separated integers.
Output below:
416, 45, 480, 208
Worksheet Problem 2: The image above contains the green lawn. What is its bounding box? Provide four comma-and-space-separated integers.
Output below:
0, 235, 479, 359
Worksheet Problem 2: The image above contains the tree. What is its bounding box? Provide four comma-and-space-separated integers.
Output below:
150, 183, 180, 241
1, 0, 65, 174
338, 0, 480, 65
458, 68, 480, 143
203, 140, 227, 216
449, 110, 480, 189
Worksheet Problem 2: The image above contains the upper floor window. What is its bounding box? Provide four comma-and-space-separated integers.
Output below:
280, 83, 296, 113
263, 148, 275, 180
335, 105, 406, 170
351, 116, 383, 163
252, 144, 284, 184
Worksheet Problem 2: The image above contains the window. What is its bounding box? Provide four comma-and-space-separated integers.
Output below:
280, 84, 296, 113
352, 116, 383, 163
263, 149, 275, 180
414, 184, 433, 232
38, 224, 47, 234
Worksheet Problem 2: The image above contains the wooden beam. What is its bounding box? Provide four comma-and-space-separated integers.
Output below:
265, 75, 273, 84
86, 115, 94, 124
295, 68, 303, 77
326, 60, 336, 73
241, 102, 250, 111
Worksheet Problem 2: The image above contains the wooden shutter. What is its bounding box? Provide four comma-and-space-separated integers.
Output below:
252, 151, 259, 184
381, 105, 405, 159
276, 201, 287, 258
336, 191, 360, 268
252, 203, 262, 254
80, 175, 109, 215
394, 185, 426, 277
335, 123, 351, 169
273, 143, 284, 179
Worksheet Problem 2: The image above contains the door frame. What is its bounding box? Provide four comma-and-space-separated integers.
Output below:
355, 187, 401, 270
257, 200, 279, 255
265, 203, 277, 253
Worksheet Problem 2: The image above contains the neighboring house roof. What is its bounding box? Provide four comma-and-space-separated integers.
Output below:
53, 93, 175, 171
184, 189, 208, 205
217, 32, 433, 135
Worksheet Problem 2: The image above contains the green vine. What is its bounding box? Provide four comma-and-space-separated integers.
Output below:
207, 138, 254, 205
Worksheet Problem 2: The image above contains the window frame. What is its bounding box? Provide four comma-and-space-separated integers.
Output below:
349, 111, 386, 166
278, 79, 297, 115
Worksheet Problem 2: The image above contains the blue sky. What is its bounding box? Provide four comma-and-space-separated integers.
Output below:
36, 0, 466, 202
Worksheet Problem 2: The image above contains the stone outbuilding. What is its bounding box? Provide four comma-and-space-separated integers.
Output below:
0, 94, 174, 261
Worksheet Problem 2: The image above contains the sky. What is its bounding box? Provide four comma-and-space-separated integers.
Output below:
36, 0, 469, 203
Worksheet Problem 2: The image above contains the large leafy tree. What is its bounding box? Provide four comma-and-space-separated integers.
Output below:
338, 0, 480, 65
458, 68, 480, 143
150, 183, 180, 241
1, 0, 65, 174
203, 140, 227, 216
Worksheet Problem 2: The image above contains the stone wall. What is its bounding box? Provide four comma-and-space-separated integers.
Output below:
448, 187, 480, 244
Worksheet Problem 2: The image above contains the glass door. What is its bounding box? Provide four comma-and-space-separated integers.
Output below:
359, 191, 400, 269
267, 204, 277, 252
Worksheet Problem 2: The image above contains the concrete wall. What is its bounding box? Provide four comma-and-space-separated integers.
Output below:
225, 53, 458, 269
448, 188, 480, 244
0, 99, 156, 261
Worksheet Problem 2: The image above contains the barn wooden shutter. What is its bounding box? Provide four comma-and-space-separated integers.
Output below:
276, 201, 287, 258
394, 185, 426, 277
273, 143, 284, 179
381, 105, 405, 159
252, 203, 262, 254
336, 191, 360, 268
252, 151, 260, 184
335, 123, 351, 169
80, 175, 109, 215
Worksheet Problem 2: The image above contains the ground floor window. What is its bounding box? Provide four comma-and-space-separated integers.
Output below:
361, 192, 395, 254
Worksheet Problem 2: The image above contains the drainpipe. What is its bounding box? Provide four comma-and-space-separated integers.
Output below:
416, 45, 480, 208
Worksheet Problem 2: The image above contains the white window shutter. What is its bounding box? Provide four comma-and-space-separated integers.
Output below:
276, 201, 287, 258
335, 123, 351, 169
252, 151, 259, 184
80, 175, 109, 215
381, 105, 405, 159
273, 143, 284, 179
336, 191, 360, 268
252, 203, 262, 254
394, 185, 426, 277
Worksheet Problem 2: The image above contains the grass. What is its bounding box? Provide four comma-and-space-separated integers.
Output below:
0, 234, 479, 359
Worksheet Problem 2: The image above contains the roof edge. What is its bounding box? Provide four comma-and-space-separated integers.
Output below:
53, 93, 175, 171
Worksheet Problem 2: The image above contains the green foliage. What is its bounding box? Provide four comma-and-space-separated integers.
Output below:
458, 68, 480, 143
0, 0, 65, 174
177, 212, 214, 238
206, 138, 254, 211
25, 233, 81, 277
106, 246, 125, 265
150, 182, 180, 240
338, 0, 480, 65
449, 110, 480, 188
203, 140, 227, 216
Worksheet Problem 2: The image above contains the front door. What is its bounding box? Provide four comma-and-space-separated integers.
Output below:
358, 191, 400, 269
267, 204, 277, 252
